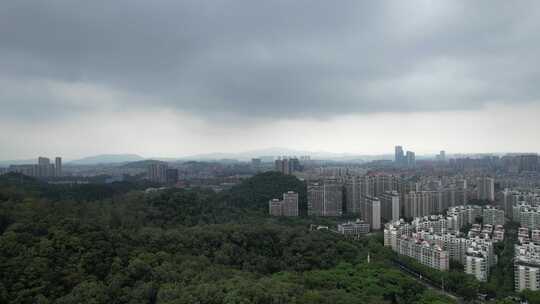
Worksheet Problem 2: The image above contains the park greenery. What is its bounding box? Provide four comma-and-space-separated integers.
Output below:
0, 171, 536, 303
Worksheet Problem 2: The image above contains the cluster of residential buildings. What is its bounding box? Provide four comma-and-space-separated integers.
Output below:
147, 163, 179, 184
268, 191, 299, 217
512, 191, 540, 292
274, 157, 302, 175
305, 173, 476, 231
1, 157, 63, 178
384, 205, 505, 281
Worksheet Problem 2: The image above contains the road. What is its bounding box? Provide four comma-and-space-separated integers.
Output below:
391, 260, 466, 304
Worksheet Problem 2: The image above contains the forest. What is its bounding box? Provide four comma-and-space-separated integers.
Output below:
0, 172, 529, 303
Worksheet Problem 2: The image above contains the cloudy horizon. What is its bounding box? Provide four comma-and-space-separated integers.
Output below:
2, 1, 540, 160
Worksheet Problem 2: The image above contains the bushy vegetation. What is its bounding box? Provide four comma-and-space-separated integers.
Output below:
0, 172, 456, 303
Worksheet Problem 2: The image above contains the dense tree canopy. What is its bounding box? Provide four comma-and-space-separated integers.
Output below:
0, 172, 456, 303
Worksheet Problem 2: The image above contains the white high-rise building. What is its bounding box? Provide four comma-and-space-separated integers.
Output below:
465, 242, 491, 282
515, 242, 540, 291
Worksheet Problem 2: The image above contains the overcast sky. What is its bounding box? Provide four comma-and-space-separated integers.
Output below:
1, 1, 540, 159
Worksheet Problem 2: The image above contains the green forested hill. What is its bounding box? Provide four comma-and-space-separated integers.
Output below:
0, 172, 457, 304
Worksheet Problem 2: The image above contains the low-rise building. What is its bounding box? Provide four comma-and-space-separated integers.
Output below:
396, 235, 449, 271
337, 220, 370, 238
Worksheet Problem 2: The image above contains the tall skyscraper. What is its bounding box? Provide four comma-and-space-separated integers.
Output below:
395, 146, 404, 164
55, 157, 62, 177
406, 151, 416, 167
436, 150, 446, 162
38, 157, 51, 177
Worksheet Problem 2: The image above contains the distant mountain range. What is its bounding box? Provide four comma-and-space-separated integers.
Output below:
68, 154, 145, 165
0, 159, 38, 167
176, 147, 382, 162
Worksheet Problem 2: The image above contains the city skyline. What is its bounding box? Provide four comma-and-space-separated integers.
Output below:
2, 1, 540, 159
1, 147, 540, 164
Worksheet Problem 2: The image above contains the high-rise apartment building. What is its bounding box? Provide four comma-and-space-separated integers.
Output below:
344, 176, 362, 214
395, 236, 449, 271
395, 146, 404, 164
482, 206, 505, 226
465, 243, 491, 281
380, 191, 400, 222
363, 195, 381, 230
515, 242, 540, 291
55, 157, 62, 177
38, 157, 51, 177
439, 150, 446, 162
308, 182, 324, 216
269, 192, 299, 217
166, 168, 179, 184
6, 156, 62, 178
148, 163, 168, 183
504, 189, 520, 219
519, 154, 539, 172
406, 151, 416, 167
282, 191, 299, 216
308, 180, 342, 216
324, 179, 343, 216
403, 191, 440, 219
274, 157, 301, 175
477, 177, 495, 201
268, 199, 282, 216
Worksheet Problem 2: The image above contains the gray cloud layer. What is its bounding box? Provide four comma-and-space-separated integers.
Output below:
1, 1, 540, 121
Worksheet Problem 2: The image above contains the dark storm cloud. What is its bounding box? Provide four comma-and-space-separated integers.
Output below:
1, 0, 540, 120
